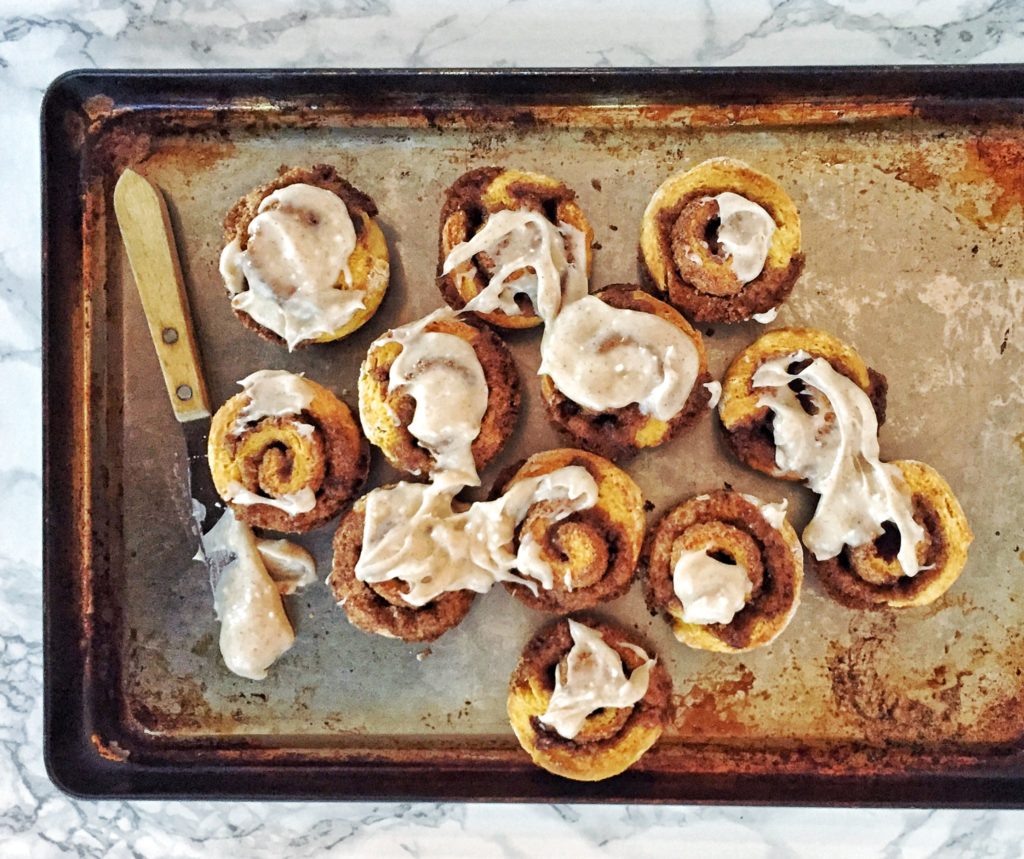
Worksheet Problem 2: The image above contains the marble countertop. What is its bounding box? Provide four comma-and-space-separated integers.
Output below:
3, 0, 1024, 855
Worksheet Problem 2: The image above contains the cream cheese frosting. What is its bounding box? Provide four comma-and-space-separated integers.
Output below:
672, 544, 752, 625
538, 295, 700, 420
442, 208, 588, 323
539, 619, 654, 739
220, 183, 368, 351
206, 509, 295, 681
232, 369, 316, 436
353, 466, 599, 607
255, 538, 317, 594
711, 191, 776, 284
382, 309, 489, 485
225, 481, 316, 516
752, 351, 925, 576
704, 380, 722, 409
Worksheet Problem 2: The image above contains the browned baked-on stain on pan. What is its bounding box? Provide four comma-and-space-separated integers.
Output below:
827, 632, 968, 745
953, 135, 1024, 227
877, 149, 943, 193
1013, 430, 1024, 462
672, 666, 757, 739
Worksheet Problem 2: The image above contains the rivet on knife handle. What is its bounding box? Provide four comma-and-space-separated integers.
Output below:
113, 168, 211, 422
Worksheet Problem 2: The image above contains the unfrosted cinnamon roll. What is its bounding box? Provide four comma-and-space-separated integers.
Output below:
507, 617, 671, 781
814, 460, 973, 609
643, 491, 803, 652
208, 370, 369, 533
538, 284, 712, 460
358, 308, 520, 485
496, 449, 645, 613
640, 158, 803, 322
718, 327, 888, 479
219, 164, 389, 350
437, 167, 594, 328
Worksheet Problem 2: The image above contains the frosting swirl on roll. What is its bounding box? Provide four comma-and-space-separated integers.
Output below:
442, 208, 588, 324
354, 465, 599, 607
538, 294, 700, 421
539, 619, 654, 739
710, 192, 776, 285
752, 351, 925, 577
220, 183, 367, 350
231, 369, 316, 435
672, 546, 753, 625
383, 310, 489, 485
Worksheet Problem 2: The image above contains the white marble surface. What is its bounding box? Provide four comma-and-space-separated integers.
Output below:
3, 0, 1024, 855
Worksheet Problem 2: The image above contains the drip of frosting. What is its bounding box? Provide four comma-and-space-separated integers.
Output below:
206, 509, 295, 681
232, 369, 316, 435
442, 208, 588, 323
220, 183, 369, 351
751, 307, 779, 324
225, 482, 316, 515
384, 309, 489, 485
672, 543, 752, 625
752, 351, 925, 576
711, 191, 776, 284
741, 493, 789, 531
538, 295, 700, 420
704, 380, 722, 409
354, 466, 599, 607
539, 619, 654, 739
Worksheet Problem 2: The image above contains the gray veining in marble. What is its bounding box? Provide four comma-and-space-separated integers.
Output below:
3, 0, 1024, 855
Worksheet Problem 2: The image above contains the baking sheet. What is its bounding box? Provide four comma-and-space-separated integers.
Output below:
43, 69, 1024, 802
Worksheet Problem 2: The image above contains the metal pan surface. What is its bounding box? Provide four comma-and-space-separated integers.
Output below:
42, 67, 1024, 803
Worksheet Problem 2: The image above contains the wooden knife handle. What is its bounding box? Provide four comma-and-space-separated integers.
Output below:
113, 168, 211, 422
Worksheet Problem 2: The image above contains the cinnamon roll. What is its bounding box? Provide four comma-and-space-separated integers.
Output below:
720, 328, 972, 607
642, 491, 803, 652
507, 617, 671, 781
719, 327, 887, 479
814, 460, 973, 609
328, 489, 476, 642
640, 158, 803, 322
328, 456, 621, 640
219, 164, 389, 350
538, 284, 712, 459
437, 167, 594, 328
497, 449, 645, 613
208, 370, 369, 533
358, 308, 520, 485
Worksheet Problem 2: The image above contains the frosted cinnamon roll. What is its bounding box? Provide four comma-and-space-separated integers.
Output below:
642, 491, 803, 652
219, 164, 389, 350
496, 449, 645, 613
358, 308, 520, 486
507, 617, 671, 781
329, 458, 619, 640
814, 460, 973, 609
720, 328, 971, 606
328, 489, 476, 642
538, 284, 712, 459
719, 328, 887, 479
437, 167, 594, 328
208, 370, 369, 533
640, 158, 803, 322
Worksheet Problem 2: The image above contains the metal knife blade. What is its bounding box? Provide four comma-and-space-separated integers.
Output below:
113, 168, 225, 548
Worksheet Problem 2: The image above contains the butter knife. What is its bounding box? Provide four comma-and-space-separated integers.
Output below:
112, 168, 224, 548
